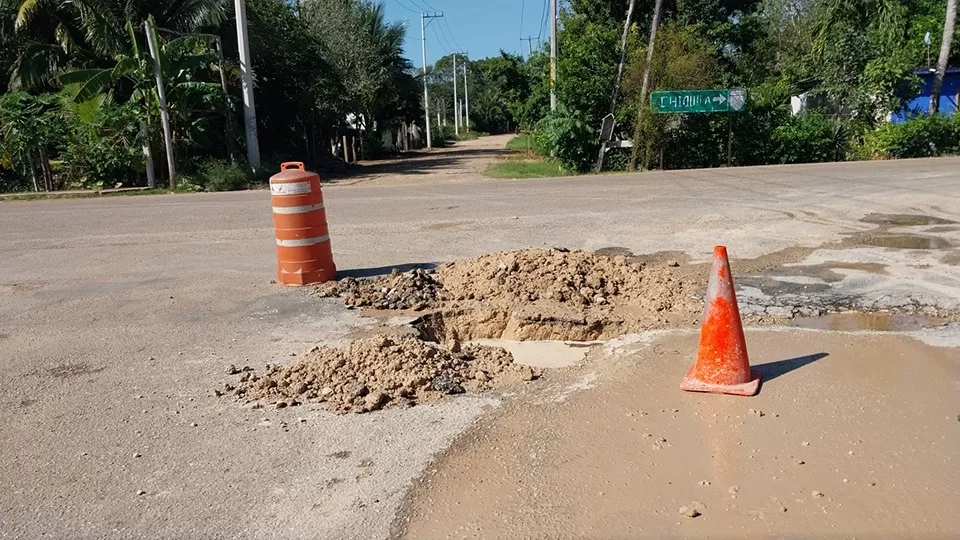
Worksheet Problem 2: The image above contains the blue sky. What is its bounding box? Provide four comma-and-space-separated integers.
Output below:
380, 0, 552, 65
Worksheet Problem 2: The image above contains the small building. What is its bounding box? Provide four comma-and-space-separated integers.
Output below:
891, 68, 960, 123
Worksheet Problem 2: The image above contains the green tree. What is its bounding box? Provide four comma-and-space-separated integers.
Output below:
469, 52, 532, 133
810, 0, 918, 123
302, 0, 415, 140
556, 8, 621, 128
0, 91, 62, 190
623, 22, 719, 168
3, 0, 225, 89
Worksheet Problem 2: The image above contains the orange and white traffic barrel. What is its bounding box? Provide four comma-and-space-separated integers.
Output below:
269, 162, 336, 286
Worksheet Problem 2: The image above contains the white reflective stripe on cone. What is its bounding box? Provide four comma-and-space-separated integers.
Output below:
276, 235, 330, 247
270, 181, 312, 195
272, 203, 325, 214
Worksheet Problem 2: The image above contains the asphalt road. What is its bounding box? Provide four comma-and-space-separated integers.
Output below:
2, 152, 960, 538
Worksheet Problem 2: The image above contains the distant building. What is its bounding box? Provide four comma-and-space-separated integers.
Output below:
891, 68, 960, 123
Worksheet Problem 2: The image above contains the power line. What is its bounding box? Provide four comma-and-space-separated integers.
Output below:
393, 0, 420, 14
433, 23, 455, 55
414, 0, 439, 11
537, 0, 549, 41
407, 0, 433, 12
441, 17, 464, 52
427, 36, 442, 59
438, 18, 462, 53
520, 0, 525, 41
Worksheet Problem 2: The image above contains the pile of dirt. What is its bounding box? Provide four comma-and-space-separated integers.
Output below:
315, 248, 702, 342
421, 248, 702, 341
221, 334, 539, 413
437, 248, 689, 310
314, 268, 439, 311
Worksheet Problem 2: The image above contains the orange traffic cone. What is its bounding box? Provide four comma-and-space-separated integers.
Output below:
680, 246, 760, 396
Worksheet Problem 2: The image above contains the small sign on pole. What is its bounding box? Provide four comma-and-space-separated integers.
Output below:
600, 114, 616, 142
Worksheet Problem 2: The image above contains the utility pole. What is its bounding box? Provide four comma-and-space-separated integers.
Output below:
453, 53, 459, 136
611, 0, 637, 113
550, 0, 558, 111
463, 62, 470, 131
235, 0, 261, 169
931, 0, 957, 114
521, 36, 537, 57
594, 0, 637, 173
629, 0, 664, 171
144, 17, 176, 189
421, 12, 443, 149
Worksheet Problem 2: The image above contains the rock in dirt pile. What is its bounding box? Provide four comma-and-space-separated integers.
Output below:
221, 334, 539, 413
314, 268, 439, 311
314, 248, 702, 341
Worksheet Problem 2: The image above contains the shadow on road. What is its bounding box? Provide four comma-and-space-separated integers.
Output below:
337, 262, 437, 279
755, 352, 830, 383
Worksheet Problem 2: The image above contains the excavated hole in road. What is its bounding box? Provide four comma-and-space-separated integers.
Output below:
229, 244, 959, 414
221, 249, 703, 413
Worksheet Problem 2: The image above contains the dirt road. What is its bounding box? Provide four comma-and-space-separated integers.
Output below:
328, 134, 514, 186
1, 139, 959, 538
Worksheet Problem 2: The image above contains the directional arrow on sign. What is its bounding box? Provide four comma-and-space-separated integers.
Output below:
713, 95, 727, 104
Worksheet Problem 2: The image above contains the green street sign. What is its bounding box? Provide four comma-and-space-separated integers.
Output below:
650, 89, 746, 113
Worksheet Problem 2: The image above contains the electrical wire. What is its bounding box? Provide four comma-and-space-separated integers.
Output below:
438, 19, 462, 53
431, 23, 454, 56
406, 0, 433, 12
520, 0, 525, 41
537, 0, 549, 42
392, 0, 420, 14
442, 17, 464, 53
413, 0, 440, 11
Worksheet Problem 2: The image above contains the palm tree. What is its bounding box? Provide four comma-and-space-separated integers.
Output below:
358, 1, 412, 129
3, 0, 225, 89
930, 0, 957, 114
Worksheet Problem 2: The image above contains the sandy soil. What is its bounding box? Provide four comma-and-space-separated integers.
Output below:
396, 329, 960, 538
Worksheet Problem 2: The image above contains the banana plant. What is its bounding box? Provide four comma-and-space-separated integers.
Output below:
59, 18, 225, 186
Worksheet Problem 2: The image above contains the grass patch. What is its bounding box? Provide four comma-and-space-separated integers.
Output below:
485, 158, 570, 179
486, 132, 571, 179
505, 133, 533, 152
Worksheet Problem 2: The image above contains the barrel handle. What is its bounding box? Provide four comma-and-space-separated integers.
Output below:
281, 162, 305, 171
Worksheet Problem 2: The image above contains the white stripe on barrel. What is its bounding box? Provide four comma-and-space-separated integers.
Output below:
270, 181, 312, 195
272, 203, 325, 214
275, 235, 330, 247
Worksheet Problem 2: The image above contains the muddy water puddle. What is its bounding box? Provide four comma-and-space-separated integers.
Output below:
791, 312, 952, 332
466, 339, 601, 368
860, 213, 957, 226
852, 233, 951, 250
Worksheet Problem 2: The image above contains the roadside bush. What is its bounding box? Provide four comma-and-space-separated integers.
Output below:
60, 100, 145, 189
601, 147, 631, 172
861, 114, 960, 159
194, 159, 251, 192
250, 162, 280, 186
772, 113, 844, 164
0, 168, 31, 193
533, 105, 597, 173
